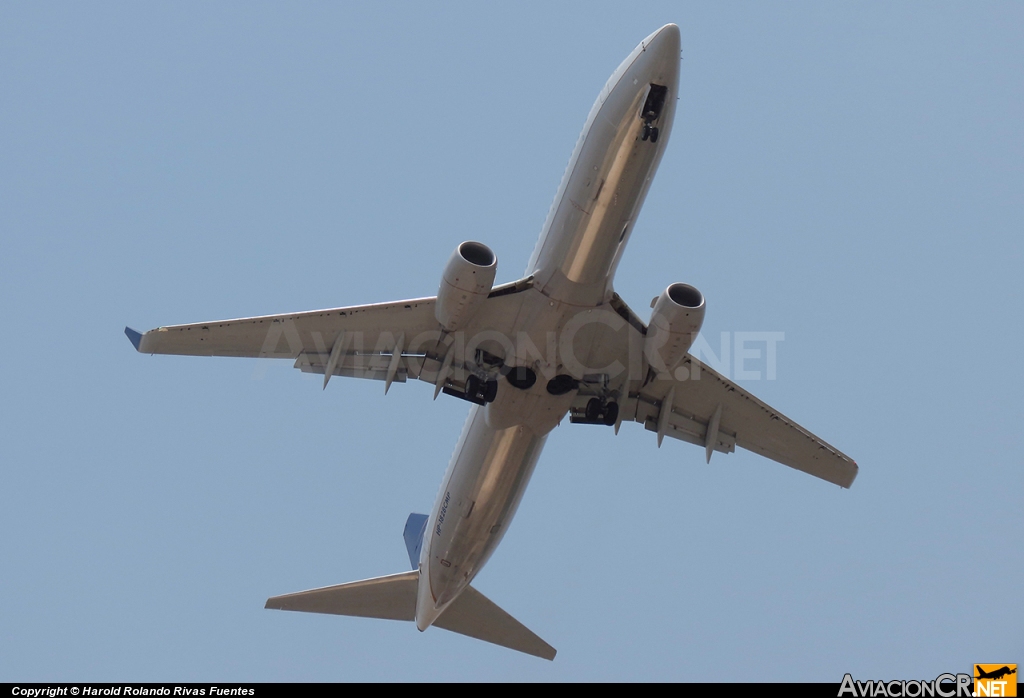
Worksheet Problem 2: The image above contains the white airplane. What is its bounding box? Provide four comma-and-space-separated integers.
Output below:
125, 24, 856, 660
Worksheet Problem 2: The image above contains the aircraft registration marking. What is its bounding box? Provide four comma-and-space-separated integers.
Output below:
435, 490, 451, 536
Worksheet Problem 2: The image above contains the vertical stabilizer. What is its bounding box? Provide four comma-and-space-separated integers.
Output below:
403, 513, 429, 570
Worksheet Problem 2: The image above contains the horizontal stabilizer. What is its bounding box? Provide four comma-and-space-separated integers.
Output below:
436, 585, 556, 660
264, 571, 556, 660
265, 571, 417, 621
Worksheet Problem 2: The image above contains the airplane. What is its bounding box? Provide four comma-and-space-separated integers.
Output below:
976, 666, 1017, 681
125, 23, 857, 661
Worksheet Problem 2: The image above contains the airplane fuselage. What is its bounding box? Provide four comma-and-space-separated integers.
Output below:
416, 24, 681, 630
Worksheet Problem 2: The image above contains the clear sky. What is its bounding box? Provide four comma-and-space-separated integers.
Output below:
2, 2, 1021, 682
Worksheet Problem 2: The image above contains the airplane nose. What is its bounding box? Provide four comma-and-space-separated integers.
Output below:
643, 23, 680, 60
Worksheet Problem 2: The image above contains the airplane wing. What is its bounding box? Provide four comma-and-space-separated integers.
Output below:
126, 297, 439, 359
582, 295, 858, 488
125, 280, 531, 394
623, 355, 858, 487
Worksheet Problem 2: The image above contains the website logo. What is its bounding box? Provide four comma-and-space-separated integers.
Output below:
974, 665, 1017, 697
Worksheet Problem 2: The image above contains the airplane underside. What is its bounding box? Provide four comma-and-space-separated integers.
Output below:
125, 23, 856, 660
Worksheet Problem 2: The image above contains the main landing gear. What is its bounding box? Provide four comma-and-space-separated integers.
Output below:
443, 374, 498, 406
589, 398, 619, 427
571, 397, 619, 427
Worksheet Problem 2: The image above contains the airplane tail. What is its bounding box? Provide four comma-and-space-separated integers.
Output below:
264, 514, 556, 660
403, 513, 429, 570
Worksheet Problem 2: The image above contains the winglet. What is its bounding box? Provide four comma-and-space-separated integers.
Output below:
124, 326, 143, 351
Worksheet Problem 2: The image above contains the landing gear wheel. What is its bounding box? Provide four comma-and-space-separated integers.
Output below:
603, 401, 619, 427
585, 398, 603, 421
641, 123, 651, 141
466, 374, 480, 397
649, 126, 659, 143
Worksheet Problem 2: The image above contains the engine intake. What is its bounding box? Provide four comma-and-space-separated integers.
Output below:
644, 283, 705, 374
435, 241, 497, 332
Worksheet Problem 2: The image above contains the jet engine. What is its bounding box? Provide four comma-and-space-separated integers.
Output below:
644, 283, 705, 373
435, 241, 497, 332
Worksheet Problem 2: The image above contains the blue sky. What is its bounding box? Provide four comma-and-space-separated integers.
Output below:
2, 2, 1021, 681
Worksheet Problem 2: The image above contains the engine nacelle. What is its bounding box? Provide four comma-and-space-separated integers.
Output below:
644, 283, 706, 374
435, 241, 497, 332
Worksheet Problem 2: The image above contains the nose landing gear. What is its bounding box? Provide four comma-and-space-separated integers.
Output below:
639, 82, 667, 144
641, 120, 660, 143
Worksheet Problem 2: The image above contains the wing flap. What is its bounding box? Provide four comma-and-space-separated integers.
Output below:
631, 394, 737, 455
295, 349, 482, 391
635, 354, 857, 487
294, 351, 417, 384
